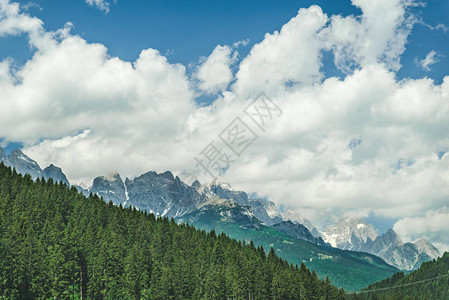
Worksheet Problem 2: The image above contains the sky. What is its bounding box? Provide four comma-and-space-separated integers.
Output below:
0, 0, 449, 250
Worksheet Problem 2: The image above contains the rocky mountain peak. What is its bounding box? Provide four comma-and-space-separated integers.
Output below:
43, 164, 70, 186
322, 217, 378, 249
191, 180, 201, 189
381, 228, 403, 247
161, 171, 175, 181
413, 238, 440, 258
272, 221, 329, 246
208, 177, 233, 190
281, 209, 320, 237
322, 218, 440, 270
103, 171, 121, 181
6, 149, 42, 179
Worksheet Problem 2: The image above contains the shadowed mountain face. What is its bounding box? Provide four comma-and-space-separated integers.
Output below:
322, 219, 440, 270
272, 220, 329, 246
90, 171, 127, 206
124, 171, 205, 217
43, 164, 70, 186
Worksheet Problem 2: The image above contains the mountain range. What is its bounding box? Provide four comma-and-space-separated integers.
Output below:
321, 218, 440, 270
0, 148, 69, 185
0, 146, 441, 289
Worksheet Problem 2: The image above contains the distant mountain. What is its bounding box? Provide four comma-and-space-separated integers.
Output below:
87, 172, 287, 226
321, 218, 378, 250
272, 220, 329, 246
125, 171, 204, 218
197, 178, 283, 226
281, 209, 321, 237
42, 164, 70, 186
0, 147, 69, 185
5, 149, 42, 179
321, 218, 440, 270
90, 171, 127, 206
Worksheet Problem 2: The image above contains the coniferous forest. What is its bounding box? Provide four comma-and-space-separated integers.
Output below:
348, 252, 449, 299
0, 163, 345, 299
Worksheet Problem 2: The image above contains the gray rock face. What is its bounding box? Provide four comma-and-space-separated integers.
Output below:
6, 149, 42, 179
281, 209, 320, 237
91, 172, 127, 206
321, 218, 440, 270
0, 147, 70, 186
43, 164, 70, 186
368, 230, 440, 271
322, 218, 378, 250
272, 221, 329, 246
125, 171, 204, 217
206, 178, 249, 206
197, 178, 283, 226
245, 198, 283, 226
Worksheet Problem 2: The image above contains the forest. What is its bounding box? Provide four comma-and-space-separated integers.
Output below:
347, 251, 449, 299
0, 163, 345, 299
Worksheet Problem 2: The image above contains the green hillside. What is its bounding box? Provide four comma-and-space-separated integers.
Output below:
348, 252, 449, 299
0, 163, 345, 299
178, 202, 399, 292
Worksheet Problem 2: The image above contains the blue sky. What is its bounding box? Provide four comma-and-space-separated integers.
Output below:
2, 0, 448, 83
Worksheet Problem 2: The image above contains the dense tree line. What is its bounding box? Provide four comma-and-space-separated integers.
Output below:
0, 164, 345, 299
347, 252, 449, 299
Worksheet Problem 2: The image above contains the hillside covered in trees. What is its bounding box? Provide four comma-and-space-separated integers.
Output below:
348, 252, 449, 299
0, 163, 345, 299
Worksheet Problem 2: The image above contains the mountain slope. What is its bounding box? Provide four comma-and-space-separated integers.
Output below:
5, 149, 42, 179
177, 202, 399, 292
350, 252, 449, 299
272, 221, 328, 246
0, 164, 345, 299
42, 164, 70, 186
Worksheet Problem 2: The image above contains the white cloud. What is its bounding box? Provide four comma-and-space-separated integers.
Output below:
195, 45, 236, 94
85, 0, 114, 13
415, 50, 442, 71
1, 0, 449, 247
232, 5, 327, 98
394, 208, 449, 252
233, 39, 249, 48
321, 0, 414, 73
0, 0, 42, 40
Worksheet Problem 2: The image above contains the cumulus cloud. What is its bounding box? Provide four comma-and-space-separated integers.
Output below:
394, 208, 449, 252
233, 5, 327, 98
415, 50, 442, 71
0, 0, 42, 41
1, 0, 448, 248
85, 0, 114, 13
320, 0, 414, 73
195, 45, 236, 94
